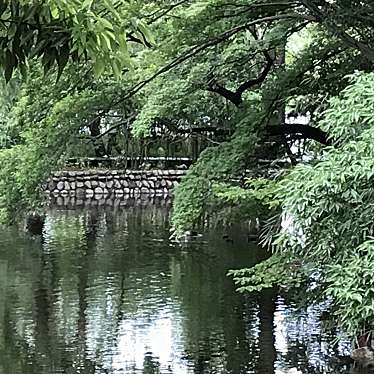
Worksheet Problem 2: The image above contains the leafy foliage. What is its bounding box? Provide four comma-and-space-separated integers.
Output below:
228, 252, 305, 293
171, 104, 262, 235
0, 0, 152, 80
0, 63, 110, 220
232, 72, 374, 335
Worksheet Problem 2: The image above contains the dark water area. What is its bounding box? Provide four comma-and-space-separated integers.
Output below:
0, 204, 367, 373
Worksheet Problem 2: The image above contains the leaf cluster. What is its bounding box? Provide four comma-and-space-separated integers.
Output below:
0, 0, 153, 80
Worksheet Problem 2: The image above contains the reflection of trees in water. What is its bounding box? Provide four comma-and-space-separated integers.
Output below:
142, 353, 161, 374
270, 295, 366, 374
0, 211, 96, 373
0, 260, 7, 350
255, 290, 276, 374
43, 207, 173, 372
0, 209, 274, 374
0, 207, 360, 374
170, 227, 273, 374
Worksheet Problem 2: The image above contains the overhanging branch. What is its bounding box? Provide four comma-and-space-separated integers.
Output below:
266, 123, 331, 145
207, 49, 274, 106
87, 12, 309, 128
301, 0, 374, 61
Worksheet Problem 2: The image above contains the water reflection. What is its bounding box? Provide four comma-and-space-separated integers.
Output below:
0, 205, 369, 373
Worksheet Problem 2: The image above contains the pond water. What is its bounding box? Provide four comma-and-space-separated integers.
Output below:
0, 204, 367, 373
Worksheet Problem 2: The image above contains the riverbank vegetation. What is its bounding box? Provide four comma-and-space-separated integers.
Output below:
1, 0, 374, 341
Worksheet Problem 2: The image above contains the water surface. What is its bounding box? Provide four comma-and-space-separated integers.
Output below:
0, 204, 364, 373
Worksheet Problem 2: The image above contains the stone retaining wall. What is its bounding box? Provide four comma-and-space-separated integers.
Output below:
44, 169, 187, 198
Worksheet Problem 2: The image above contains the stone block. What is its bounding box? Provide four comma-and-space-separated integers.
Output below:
86, 189, 94, 197
57, 181, 65, 190
94, 187, 104, 194
48, 181, 56, 191
76, 188, 85, 197
176, 170, 187, 175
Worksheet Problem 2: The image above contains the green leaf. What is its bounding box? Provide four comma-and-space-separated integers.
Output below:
137, 20, 155, 46
93, 57, 105, 76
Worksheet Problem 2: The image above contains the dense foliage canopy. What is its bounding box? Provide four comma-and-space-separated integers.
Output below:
2, 0, 374, 340
0, 0, 154, 79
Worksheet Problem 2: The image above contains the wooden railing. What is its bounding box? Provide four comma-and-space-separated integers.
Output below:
66, 156, 193, 169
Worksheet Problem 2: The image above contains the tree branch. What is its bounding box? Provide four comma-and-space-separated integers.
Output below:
266, 123, 331, 145
85, 9, 317, 135
207, 17, 310, 106
213, 1, 299, 20
87, 12, 309, 128
126, 0, 190, 46
237, 51, 274, 96
207, 49, 274, 106
301, 0, 374, 61
207, 81, 243, 106
145, 0, 190, 24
